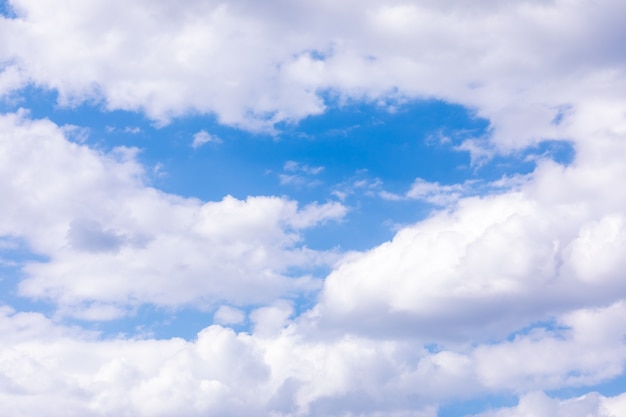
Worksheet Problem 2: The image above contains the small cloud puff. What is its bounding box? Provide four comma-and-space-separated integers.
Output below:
214, 305, 246, 325
192, 130, 223, 149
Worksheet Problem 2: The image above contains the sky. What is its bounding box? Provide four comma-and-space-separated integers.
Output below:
1, 0, 626, 416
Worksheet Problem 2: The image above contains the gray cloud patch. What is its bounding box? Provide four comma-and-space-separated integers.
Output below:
67, 218, 125, 253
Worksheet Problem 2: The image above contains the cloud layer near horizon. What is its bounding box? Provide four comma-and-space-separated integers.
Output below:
2, 0, 626, 416
2, 297, 626, 416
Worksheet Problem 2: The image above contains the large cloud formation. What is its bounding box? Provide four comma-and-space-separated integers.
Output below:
2, 0, 625, 141
0, 112, 346, 319
2, 0, 626, 416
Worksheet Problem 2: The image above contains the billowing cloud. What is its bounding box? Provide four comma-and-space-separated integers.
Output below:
1, 299, 626, 417
0, 0, 624, 146
0, 111, 346, 318
317, 155, 626, 341
2, 0, 626, 416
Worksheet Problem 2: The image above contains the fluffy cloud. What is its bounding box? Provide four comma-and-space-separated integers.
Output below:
213, 305, 246, 325
472, 391, 626, 417
316, 139, 626, 341
1, 0, 625, 146
2, 0, 626, 415
0, 111, 346, 318
1, 299, 626, 417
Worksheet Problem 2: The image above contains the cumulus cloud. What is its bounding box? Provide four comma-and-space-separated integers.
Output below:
213, 305, 246, 325
0, 0, 624, 146
2, 0, 626, 416
317, 158, 626, 341
0, 111, 346, 318
1, 299, 626, 417
472, 391, 626, 417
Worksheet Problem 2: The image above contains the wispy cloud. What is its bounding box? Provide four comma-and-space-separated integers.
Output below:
279, 160, 325, 187
192, 130, 223, 148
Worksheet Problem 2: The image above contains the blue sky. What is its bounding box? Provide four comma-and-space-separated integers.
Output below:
1, 1, 626, 416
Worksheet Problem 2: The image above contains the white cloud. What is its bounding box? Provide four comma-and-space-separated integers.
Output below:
317, 150, 626, 341
279, 161, 325, 187
250, 300, 294, 337
0, 0, 623, 145
279, 173, 308, 186
380, 178, 471, 206
0, 111, 345, 318
331, 172, 383, 202
0, 64, 26, 97
472, 391, 626, 417
3, 1, 626, 415
123, 126, 141, 134
471, 301, 626, 391
192, 130, 222, 148
283, 161, 324, 175
1, 299, 626, 417
213, 305, 246, 325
